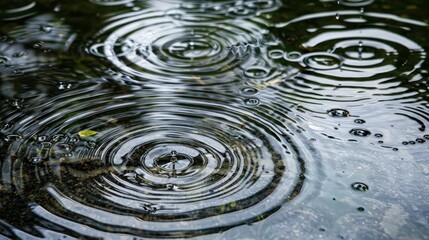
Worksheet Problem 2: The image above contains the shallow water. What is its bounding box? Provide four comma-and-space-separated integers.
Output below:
0, 0, 428, 239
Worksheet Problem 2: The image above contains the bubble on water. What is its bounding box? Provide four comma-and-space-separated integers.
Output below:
374, 133, 383, 138
303, 53, 343, 70
354, 119, 366, 124
409, 141, 416, 145
240, 87, 259, 96
416, 138, 425, 144
4, 134, 22, 142
357, 207, 365, 212
392, 148, 398, 151
0, 55, 9, 64
244, 66, 272, 79
12, 52, 28, 58
351, 182, 369, 192
268, 49, 284, 59
58, 82, 72, 90
340, 0, 375, 7
285, 51, 301, 60
402, 141, 408, 145
349, 128, 371, 137
30, 157, 43, 164
244, 98, 260, 106
40, 24, 53, 33
424, 135, 429, 140
328, 109, 350, 117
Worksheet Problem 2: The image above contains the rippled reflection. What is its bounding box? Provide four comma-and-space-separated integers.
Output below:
1, 0, 429, 239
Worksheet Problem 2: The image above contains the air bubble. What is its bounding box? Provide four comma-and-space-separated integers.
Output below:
354, 119, 366, 124
12, 52, 28, 58
328, 109, 350, 117
0, 56, 9, 64
268, 49, 284, 59
349, 128, 371, 137
357, 207, 365, 212
351, 182, 369, 191
424, 135, 429, 140
240, 87, 259, 96
244, 98, 260, 106
374, 133, 383, 138
416, 138, 425, 144
40, 24, 53, 33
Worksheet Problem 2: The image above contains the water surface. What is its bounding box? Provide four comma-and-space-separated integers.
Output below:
1, 0, 428, 239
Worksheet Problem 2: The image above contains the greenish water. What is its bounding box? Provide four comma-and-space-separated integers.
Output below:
0, 0, 428, 239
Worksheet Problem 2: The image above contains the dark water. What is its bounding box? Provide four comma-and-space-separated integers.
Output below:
0, 0, 428, 239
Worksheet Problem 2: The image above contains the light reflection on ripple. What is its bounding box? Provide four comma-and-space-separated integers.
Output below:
0, 81, 316, 238
78, 9, 281, 85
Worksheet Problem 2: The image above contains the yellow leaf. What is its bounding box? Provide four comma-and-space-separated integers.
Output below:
78, 129, 98, 138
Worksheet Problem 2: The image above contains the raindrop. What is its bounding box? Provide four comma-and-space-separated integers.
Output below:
244, 98, 260, 106
351, 182, 369, 192
349, 128, 371, 137
335, 13, 340, 20
328, 109, 350, 117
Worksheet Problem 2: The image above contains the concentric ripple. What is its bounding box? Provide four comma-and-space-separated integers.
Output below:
0, 82, 310, 238
276, 11, 427, 82
265, 11, 428, 109
79, 10, 278, 85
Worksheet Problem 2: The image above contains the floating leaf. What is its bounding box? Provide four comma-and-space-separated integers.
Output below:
78, 129, 98, 138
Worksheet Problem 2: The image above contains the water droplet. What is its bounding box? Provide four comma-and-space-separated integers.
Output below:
4, 134, 22, 142
12, 69, 23, 75
171, 150, 177, 157
424, 135, 429, 140
402, 141, 409, 145
285, 51, 301, 60
268, 49, 284, 59
304, 53, 343, 70
416, 138, 425, 144
392, 148, 398, 151
374, 133, 383, 138
30, 157, 43, 164
335, 13, 340, 20
87, 141, 96, 148
244, 98, 260, 106
240, 87, 259, 96
351, 182, 369, 191
357, 207, 365, 212
40, 24, 53, 33
58, 82, 72, 90
244, 66, 270, 79
354, 119, 366, 124
12, 52, 28, 58
166, 183, 174, 190
349, 128, 371, 137
38, 135, 47, 142
0, 55, 9, 64
33, 41, 44, 49
409, 141, 416, 145
328, 109, 350, 117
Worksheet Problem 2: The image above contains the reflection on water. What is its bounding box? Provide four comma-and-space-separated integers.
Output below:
1, 0, 428, 239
